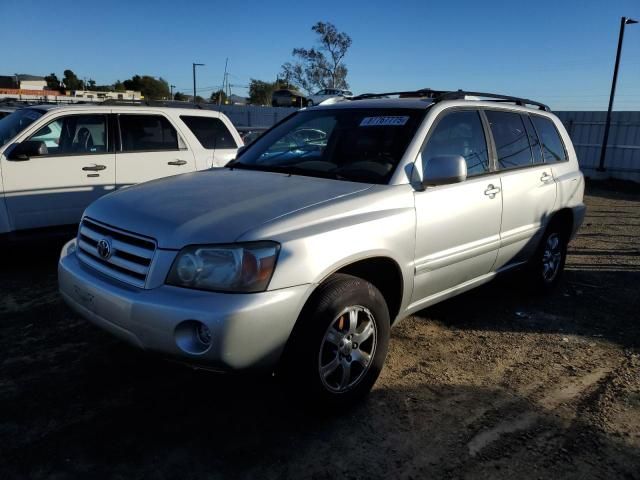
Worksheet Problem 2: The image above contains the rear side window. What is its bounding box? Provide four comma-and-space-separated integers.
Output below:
485, 110, 533, 169
180, 116, 237, 149
531, 116, 567, 162
119, 114, 178, 152
423, 110, 490, 176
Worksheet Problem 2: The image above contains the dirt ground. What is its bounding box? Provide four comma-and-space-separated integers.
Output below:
1, 182, 639, 479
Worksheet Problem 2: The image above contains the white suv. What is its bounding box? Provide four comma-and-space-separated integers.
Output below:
0, 105, 242, 238
59, 90, 585, 406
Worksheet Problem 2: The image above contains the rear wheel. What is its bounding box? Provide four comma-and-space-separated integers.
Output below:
528, 221, 569, 292
283, 274, 390, 408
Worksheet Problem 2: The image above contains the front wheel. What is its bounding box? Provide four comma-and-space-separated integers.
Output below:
283, 274, 390, 408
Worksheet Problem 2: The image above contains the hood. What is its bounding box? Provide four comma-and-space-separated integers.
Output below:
84, 169, 371, 249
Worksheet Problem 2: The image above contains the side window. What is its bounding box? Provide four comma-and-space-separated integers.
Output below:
119, 114, 178, 152
422, 110, 490, 177
531, 116, 568, 162
180, 116, 237, 149
485, 110, 533, 169
28, 115, 107, 156
523, 115, 544, 164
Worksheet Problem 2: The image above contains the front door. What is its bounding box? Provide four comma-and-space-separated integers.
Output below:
412, 109, 503, 305
115, 113, 195, 187
1, 113, 115, 231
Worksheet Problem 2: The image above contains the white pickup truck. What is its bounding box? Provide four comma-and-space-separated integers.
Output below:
0, 104, 242, 239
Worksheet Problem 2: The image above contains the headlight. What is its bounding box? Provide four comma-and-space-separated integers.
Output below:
166, 242, 279, 293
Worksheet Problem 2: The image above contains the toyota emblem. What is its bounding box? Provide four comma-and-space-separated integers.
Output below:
97, 238, 112, 259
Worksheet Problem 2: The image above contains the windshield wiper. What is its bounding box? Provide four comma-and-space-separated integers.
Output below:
227, 162, 346, 181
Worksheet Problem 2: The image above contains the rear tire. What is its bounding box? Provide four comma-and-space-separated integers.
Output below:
528, 220, 569, 293
283, 274, 390, 408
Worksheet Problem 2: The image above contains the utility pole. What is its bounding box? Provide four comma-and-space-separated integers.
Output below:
219, 58, 228, 106
192, 62, 204, 103
170, 84, 175, 100
598, 16, 637, 172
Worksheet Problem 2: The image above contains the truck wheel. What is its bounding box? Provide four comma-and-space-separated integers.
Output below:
529, 221, 568, 292
284, 274, 390, 408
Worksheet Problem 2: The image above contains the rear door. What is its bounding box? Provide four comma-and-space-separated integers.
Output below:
115, 113, 196, 187
179, 115, 239, 167
1, 113, 115, 230
485, 109, 557, 269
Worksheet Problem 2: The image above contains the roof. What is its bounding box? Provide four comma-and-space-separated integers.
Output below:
15, 74, 46, 81
314, 97, 435, 110
20, 103, 226, 115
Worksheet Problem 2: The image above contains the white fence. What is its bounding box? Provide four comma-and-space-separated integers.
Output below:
555, 111, 640, 183
204, 104, 297, 128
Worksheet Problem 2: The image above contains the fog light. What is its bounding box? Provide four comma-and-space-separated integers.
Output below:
196, 323, 212, 345
175, 320, 213, 355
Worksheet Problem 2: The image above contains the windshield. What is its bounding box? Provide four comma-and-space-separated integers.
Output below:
232, 108, 425, 184
0, 109, 44, 146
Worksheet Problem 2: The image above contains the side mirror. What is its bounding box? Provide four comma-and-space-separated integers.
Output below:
6, 140, 48, 161
422, 154, 467, 187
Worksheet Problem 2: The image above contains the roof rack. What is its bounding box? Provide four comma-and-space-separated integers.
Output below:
351, 88, 446, 100
433, 90, 550, 111
350, 88, 550, 111
101, 99, 204, 109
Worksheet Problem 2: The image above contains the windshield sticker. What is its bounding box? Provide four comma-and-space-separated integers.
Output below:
360, 116, 409, 127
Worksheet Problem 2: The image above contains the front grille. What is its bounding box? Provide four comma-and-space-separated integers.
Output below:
77, 218, 156, 288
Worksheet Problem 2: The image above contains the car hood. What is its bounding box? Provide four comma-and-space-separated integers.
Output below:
84, 169, 372, 249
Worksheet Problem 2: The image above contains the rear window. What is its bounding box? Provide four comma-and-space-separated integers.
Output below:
119, 114, 178, 152
531, 116, 567, 162
180, 115, 237, 149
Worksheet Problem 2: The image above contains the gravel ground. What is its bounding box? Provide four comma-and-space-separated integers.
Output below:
1, 181, 639, 479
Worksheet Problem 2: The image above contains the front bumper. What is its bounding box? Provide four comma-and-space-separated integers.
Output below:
58, 241, 312, 371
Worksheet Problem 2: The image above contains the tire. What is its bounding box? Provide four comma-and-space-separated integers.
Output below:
528, 220, 569, 292
282, 273, 390, 408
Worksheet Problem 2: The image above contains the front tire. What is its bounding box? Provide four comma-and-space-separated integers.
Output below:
283, 274, 390, 408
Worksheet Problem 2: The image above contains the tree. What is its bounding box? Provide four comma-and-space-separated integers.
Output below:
210, 89, 227, 104
194, 95, 205, 104
113, 80, 125, 92
173, 91, 187, 101
44, 73, 60, 90
62, 69, 83, 90
123, 75, 170, 100
87, 79, 96, 89
281, 21, 352, 94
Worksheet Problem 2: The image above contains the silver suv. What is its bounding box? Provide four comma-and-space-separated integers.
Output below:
58, 89, 585, 406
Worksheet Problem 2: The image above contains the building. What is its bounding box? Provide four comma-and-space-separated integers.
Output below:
0, 74, 47, 90
68, 89, 143, 101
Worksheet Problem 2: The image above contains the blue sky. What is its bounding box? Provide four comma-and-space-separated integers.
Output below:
2, 0, 639, 110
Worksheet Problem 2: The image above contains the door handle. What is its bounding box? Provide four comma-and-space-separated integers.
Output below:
167, 159, 187, 166
484, 184, 501, 198
540, 172, 553, 183
82, 164, 106, 171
